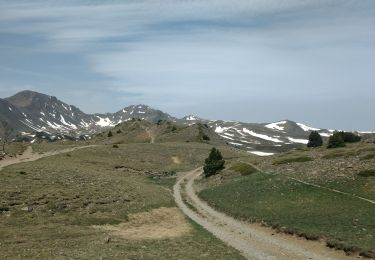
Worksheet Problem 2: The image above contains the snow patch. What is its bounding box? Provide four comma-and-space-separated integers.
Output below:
249, 151, 274, 156
8, 107, 12, 111
60, 115, 77, 129
228, 142, 243, 146
297, 123, 320, 132
287, 137, 308, 144
242, 128, 283, 143
96, 116, 115, 127
265, 121, 286, 131
221, 135, 234, 140
185, 115, 198, 121
215, 126, 229, 134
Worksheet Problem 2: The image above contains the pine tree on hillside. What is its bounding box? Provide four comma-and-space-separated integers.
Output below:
307, 131, 323, 147
107, 131, 113, 137
327, 131, 345, 148
203, 147, 225, 177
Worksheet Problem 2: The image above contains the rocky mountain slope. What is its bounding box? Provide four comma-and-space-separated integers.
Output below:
1, 90, 371, 154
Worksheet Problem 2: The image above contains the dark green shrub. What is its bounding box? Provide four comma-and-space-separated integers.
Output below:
327, 131, 345, 148
202, 134, 210, 141
107, 131, 113, 137
171, 126, 177, 132
116, 129, 122, 134
307, 131, 323, 147
358, 169, 375, 177
203, 147, 225, 177
338, 131, 361, 143
112, 144, 119, 148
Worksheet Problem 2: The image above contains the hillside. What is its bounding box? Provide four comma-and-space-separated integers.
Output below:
197, 142, 375, 257
93, 119, 226, 147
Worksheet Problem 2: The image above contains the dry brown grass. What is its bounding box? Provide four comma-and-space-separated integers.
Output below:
95, 207, 191, 240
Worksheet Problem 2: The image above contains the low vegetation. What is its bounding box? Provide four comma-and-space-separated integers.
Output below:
273, 155, 313, 165
327, 131, 361, 149
229, 162, 258, 176
0, 143, 244, 259
199, 172, 375, 255
358, 169, 375, 177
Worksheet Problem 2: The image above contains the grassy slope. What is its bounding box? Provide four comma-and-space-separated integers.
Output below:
199, 171, 375, 254
0, 143, 244, 259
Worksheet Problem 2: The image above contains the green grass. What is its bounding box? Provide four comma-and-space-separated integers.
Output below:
0, 142, 244, 259
199, 172, 375, 253
273, 155, 313, 165
229, 162, 258, 176
322, 149, 356, 159
360, 152, 375, 160
1, 142, 27, 156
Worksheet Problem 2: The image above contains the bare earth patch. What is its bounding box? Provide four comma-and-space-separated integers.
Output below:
94, 207, 191, 240
171, 156, 182, 164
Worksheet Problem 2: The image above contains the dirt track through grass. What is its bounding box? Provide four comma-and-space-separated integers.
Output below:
174, 168, 352, 260
0, 145, 96, 171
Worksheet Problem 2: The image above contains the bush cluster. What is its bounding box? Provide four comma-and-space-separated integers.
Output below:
327, 131, 361, 149
203, 148, 225, 177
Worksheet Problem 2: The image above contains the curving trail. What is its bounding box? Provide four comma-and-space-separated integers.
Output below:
174, 168, 353, 260
0, 145, 96, 171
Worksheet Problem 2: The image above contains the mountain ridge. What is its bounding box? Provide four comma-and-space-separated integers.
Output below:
1, 90, 372, 155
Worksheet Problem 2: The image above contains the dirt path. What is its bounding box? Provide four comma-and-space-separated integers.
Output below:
0, 145, 96, 171
174, 168, 353, 260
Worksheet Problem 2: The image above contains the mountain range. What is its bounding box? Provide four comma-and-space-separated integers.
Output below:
1, 90, 371, 155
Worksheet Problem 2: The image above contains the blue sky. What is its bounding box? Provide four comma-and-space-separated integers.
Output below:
0, 0, 374, 130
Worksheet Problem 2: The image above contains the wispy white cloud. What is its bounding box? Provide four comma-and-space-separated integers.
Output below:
0, 0, 374, 130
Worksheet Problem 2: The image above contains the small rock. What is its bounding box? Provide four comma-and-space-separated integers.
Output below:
104, 236, 111, 244
21, 206, 33, 212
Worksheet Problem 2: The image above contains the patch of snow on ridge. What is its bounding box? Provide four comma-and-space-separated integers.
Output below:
297, 123, 320, 132
8, 107, 12, 111
228, 142, 243, 146
96, 116, 115, 127
250, 151, 274, 156
265, 121, 286, 131
320, 133, 332, 137
287, 137, 308, 144
60, 115, 77, 129
46, 121, 62, 130
186, 115, 198, 121
221, 135, 234, 140
242, 128, 283, 143
215, 126, 229, 134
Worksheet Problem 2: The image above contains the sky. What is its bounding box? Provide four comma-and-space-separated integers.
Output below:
0, 0, 374, 131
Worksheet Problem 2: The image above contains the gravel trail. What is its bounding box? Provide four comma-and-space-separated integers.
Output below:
174, 168, 353, 260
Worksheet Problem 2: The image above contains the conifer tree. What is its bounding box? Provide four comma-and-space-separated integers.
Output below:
203, 147, 225, 177
327, 131, 345, 148
307, 131, 323, 147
